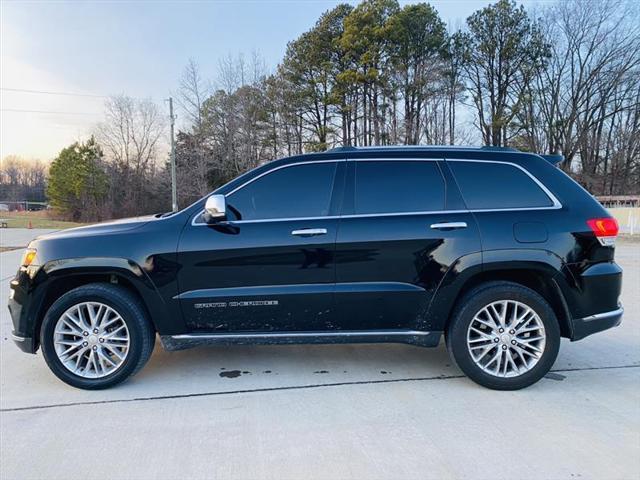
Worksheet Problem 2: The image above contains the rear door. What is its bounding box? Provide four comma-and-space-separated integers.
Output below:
333, 158, 481, 332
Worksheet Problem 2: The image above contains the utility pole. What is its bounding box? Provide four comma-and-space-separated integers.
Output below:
168, 97, 178, 212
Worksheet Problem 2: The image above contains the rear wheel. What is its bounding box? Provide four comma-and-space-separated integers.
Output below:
446, 281, 560, 390
40, 283, 155, 390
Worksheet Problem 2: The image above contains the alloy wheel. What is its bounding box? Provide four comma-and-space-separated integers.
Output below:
466, 300, 546, 378
53, 301, 130, 378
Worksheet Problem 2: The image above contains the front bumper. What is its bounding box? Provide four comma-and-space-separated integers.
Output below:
8, 286, 38, 353
8, 271, 42, 354
10, 331, 36, 353
570, 305, 623, 341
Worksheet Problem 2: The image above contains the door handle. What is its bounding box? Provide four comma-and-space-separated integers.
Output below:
291, 228, 328, 237
430, 222, 468, 230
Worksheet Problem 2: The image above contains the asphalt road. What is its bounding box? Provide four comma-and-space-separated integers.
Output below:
1, 232, 638, 480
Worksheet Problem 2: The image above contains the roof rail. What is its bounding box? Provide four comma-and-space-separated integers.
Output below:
326, 146, 358, 153
480, 145, 520, 152
540, 154, 564, 165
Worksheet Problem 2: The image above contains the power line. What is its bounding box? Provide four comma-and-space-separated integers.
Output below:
1, 87, 108, 98
1, 108, 102, 116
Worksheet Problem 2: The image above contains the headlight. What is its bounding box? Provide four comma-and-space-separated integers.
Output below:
21, 248, 37, 267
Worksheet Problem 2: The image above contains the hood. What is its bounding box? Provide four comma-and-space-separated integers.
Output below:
35, 215, 157, 241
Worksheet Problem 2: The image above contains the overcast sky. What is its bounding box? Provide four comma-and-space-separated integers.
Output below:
1, 0, 546, 161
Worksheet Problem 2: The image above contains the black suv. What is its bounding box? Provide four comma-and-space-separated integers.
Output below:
9, 146, 623, 390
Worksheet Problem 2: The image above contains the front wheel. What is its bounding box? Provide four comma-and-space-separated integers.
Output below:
40, 283, 155, 390
446, 281, 560, 390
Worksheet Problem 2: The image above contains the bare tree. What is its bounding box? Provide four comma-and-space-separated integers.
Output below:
518, 0, 640, 193
96, 95, 165, 215
218, 53, 246, 94
177, 58, 209, 130
457, 0, 550, 146
174, 59, 216, 204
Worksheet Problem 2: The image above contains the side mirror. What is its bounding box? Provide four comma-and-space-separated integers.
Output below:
203, 194, 227, 223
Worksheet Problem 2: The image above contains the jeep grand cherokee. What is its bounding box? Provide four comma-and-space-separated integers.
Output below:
8, 146, 623, 390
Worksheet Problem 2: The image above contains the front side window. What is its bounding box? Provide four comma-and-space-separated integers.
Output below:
448, 161, 554, 209
227, 162, 337, 221
354, 160, 445, 214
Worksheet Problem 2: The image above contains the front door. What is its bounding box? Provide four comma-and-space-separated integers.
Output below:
177, 160, 344, 332
334, 158, 481, 331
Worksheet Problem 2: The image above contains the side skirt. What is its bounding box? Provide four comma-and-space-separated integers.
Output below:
160, 330, 442, 351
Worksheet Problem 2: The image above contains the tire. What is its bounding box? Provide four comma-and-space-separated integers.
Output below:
40, 283, 155, 390
446, 281, 560, 390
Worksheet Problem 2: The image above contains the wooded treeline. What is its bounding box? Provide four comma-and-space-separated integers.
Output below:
5, 0, 638, 221
175, 0, 639, 207
0, 156, 47, 204
2, 95, 170, 220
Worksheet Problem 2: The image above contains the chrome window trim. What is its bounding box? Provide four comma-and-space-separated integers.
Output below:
192, 157, 442, 225
226, 159, 344, 196
192, 205, 564, 226
193, 215, 337, 226
191, 157, 562, 226
445, 158, 562, 210
192, 159, 343, 226
339, 210, 467, 219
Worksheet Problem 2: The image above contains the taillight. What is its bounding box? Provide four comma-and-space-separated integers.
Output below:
587, 218, 619, 246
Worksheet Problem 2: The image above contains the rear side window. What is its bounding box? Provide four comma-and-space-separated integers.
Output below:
448, 161, 554, 209
354, 161, 445, 214
228, 162, 337, 220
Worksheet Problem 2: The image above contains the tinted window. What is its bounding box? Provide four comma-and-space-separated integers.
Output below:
354, 161, 445, 214
228, 162, 337, 220
449, 161, 553, 209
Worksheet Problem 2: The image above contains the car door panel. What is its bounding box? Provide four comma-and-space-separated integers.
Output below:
176, 160, 344, 333
177, 218, 338, 331
333, 159, 482, 331
334, 212, 481, 331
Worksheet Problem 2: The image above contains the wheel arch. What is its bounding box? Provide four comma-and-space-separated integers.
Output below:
428, 251, 574, 339
32, 258, 169, 350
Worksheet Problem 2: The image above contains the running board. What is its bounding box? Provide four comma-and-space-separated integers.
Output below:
160, 330, 442, 351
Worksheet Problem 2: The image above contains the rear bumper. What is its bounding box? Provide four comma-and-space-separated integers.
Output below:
563, 260, 623, 341
570, 305, 623, 341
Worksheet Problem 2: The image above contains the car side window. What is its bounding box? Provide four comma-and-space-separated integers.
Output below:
448, 161, 554, 209
227, 162, 337, 221
353, 160, 445, 214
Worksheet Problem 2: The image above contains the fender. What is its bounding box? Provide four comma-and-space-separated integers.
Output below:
425, 251, 482, 331
427, 248, 577, 333
482, 249, 579, 324
38, 257, 184, 335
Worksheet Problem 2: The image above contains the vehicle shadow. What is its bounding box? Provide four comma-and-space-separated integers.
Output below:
138, 339, 460, 386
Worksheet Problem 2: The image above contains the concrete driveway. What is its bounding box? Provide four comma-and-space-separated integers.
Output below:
1, 231, 638, 480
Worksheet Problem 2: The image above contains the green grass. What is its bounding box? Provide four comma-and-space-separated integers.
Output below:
0, 211, 86, 229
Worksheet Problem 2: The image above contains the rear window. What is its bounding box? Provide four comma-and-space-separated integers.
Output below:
448, 161, 554, 209
354, 161, 445, 214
